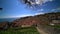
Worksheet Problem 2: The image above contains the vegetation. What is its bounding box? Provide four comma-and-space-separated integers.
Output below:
0, 27, 40, 34
48, 24, 60, 28
0, 12, 60, 34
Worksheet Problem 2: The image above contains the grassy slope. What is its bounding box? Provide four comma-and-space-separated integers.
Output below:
0, 27, 40, 34
49, 25, 60, 28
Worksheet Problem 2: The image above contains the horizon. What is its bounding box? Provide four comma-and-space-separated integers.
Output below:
0, 0, 60, 18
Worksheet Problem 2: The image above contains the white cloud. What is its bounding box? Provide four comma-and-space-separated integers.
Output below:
43, 0, 53, 3
30, 0, 53, 5
0, 14, 34, 18
51, 9, 56, 11
34, 12, 44, 15
39, 9, 44, 11
57, 7, 60, 10
51, 7, 60, 11
0, 13, 44, 18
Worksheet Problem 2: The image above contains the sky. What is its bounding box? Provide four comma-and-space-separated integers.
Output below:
0, 0, 60, 18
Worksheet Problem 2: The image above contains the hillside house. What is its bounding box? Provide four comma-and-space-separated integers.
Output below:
50, 18, 60, 26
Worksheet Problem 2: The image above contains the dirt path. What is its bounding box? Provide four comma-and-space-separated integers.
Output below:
36, 27, 48, 34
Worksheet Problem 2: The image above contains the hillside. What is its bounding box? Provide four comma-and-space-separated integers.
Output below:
11, 12, 60, 27
0, 12, 60, 28
0, 12, 60, 34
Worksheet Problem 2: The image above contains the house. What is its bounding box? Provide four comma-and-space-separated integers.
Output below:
49, 18, 60, 26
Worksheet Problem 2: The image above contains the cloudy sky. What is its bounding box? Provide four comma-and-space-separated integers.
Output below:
0, 0, 60, 18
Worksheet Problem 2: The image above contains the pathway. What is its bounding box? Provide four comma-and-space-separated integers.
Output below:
36, 27, 48, 34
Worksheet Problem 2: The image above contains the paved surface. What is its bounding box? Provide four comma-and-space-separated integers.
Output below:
36, 27, 48, 34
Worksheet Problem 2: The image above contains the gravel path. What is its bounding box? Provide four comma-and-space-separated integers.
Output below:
36, 27, 48, 34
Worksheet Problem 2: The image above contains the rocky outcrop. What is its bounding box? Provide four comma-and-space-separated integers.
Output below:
0, 21, 11, 30
11, 16, 39, 27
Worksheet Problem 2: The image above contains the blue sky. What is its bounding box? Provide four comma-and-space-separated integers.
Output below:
0, 0, 60, 18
